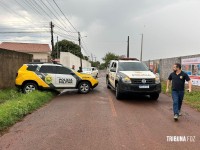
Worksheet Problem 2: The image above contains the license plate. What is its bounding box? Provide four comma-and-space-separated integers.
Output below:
139, 85, 149, 89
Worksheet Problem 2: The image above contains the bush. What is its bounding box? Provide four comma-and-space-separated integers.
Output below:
0, 91, 54, 132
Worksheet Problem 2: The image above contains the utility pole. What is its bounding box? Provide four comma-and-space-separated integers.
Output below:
57, 36, 59, 58
50, 21, 54, 56
91, 53, 94, 62
94, 56, 96, 62
78, 32, 82, 71
140, 33, 143, 61
127, 36, 129, 58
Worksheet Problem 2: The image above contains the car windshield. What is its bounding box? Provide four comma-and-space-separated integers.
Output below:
118, 62, 149, 71
82, 68, 91, 71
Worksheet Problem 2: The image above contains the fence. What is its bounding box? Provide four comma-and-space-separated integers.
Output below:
144, 54, 200, 82
0, 48, 32, 89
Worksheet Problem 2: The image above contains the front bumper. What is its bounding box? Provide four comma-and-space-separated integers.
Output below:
118, 82, 161, 94
92, 83, 98, 89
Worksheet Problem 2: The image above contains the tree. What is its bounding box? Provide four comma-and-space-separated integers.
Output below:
102, 52, 119, 67
52, 39, 83, 59
84, 56, 89, 61
91, 61, 100, 68
99, 63, 107, 70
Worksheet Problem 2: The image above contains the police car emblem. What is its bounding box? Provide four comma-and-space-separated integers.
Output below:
45, 75, 53, 84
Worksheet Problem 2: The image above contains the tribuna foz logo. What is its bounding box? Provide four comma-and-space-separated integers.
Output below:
167, 136, 195, 142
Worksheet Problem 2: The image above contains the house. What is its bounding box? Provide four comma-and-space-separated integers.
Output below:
0, 42, 51, 62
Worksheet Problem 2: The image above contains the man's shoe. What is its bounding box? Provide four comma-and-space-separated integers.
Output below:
179, 110, 182, 116
174, 114, 179, 121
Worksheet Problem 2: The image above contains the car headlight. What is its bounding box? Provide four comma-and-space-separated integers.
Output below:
155, 73, 160, 84
122, 76, 132, 84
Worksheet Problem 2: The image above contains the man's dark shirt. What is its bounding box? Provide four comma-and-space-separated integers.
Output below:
168, 71, 190, 91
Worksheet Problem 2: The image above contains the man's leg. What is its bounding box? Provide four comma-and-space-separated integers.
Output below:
172, 91, 179, 115
178, 91, 184, 115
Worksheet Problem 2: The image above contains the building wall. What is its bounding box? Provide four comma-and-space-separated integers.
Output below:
60, 52, 91, 71
30, 52, 50, 62
0, 48, 32, 89
144, 54, 200, 81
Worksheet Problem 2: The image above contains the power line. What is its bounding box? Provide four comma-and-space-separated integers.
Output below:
45, 0, 75, 33
0, 31, 49, 33
52, 0, 78, 32
54, 24, 77, 34
31, 0, 53, 20
54, 32, 77, 41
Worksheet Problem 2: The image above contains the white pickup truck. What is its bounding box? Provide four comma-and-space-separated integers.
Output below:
106, 58, 161, 100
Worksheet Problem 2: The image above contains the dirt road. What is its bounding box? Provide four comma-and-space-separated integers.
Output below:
0, 71, 199, 150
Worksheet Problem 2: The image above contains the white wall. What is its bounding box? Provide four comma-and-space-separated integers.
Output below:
60, 52, 91, 71
30, 52, 50, 62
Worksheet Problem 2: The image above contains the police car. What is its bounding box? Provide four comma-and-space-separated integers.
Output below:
15, 63, 99, 94
106, 58, 161, 100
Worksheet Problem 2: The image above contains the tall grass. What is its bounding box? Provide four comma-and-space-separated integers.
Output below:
0, 88, 22, 104
0, 90, 55, 132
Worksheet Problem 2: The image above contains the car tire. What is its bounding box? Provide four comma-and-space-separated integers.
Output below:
150, 93, 159, 100
116, 83, 122, 100
106, 78, 111, 89
78, 81, 91, 94
22, 82, 38, 94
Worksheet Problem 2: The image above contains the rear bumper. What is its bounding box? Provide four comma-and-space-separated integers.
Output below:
118, 82, 161, 94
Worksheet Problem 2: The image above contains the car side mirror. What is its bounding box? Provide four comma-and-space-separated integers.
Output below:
110, 68, 116, 72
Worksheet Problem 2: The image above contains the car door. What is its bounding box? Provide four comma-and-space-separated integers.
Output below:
38, 65, 56, 88
109, 62, 117, 87
54, 66, 77, 88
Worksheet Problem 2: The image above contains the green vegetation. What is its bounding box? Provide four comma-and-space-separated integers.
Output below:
162, 82, 200, 111
52, 39, 83, 59
0, 88, 22, 104
0, 89, 55, 132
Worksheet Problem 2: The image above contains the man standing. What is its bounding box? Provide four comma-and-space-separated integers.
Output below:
166, 63, 192, 121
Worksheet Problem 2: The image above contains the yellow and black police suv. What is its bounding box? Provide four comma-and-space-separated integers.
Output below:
15, 63, 99, 94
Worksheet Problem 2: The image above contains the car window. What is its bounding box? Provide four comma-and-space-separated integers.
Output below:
55, 66, 72, 74
27, 65, 38, 71
118, 62, 148, 71
111, 62, 117, 68
39, 66, 56, 73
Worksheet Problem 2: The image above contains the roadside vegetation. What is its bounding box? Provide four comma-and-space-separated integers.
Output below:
162, 81, 200, 111
0, 88, 55, 133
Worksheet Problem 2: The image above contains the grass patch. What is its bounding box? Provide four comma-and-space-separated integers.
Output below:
161, 81, 200, 111
0, 90, 55, 133
0, 88, 22, 104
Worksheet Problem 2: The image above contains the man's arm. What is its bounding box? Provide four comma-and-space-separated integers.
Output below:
166, 80, 171, 93
187, 80, 192, 92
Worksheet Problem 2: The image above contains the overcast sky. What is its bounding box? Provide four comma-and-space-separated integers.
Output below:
0, 0, 200, 62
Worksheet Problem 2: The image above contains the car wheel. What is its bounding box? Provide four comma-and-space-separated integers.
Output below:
106, 78, 111, 89
150, 93, 159, 100
23, 82, 38, 94
115, 83, 122, 100
78, 81, 91, 94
